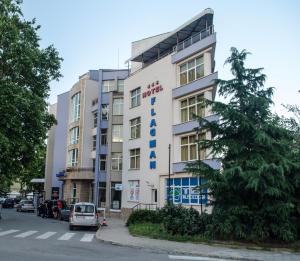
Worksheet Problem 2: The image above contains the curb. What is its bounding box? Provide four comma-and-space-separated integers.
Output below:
95, 229, 260, 261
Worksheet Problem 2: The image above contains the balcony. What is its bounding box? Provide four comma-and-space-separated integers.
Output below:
173, 72, 218, 99
173, 114, 219, 135
173, 159, 221, 173
172, 26, 216, 64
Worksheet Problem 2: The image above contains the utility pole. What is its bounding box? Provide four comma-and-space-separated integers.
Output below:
197, 130, 203, 214
168, 144, 171, 205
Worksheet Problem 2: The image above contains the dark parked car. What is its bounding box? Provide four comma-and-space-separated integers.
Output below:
2, 198, 14, 208
60, 204, 74, 221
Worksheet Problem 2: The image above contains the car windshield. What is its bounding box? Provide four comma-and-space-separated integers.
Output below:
74, 205, 94, 213
22, 201, 33, 204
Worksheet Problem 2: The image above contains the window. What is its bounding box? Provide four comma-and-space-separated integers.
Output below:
101, 104, 109, 120
112, 98, 123, 115
68, 148, 78, 167
112, 125, 123, 142
71, 92, 80, 122
72, 182, 77, 203
166, 177, 208, 205
99, 154, 106, 171
92, 159, 96, 172
93, 112, 98, 128
92, 135, 97, 151
130, 87, 141, 108
69, 127, 79, 145
102, 80, 115, 92
179, 56, 204, 86
98, 182, 106, 208
181, 133, 206, 161
180, 94, 205, 122
130, 117, 141, 139
130, 148, 140, 169
111, 182, 121, 209
117, 79, 124, 92
111, 153, 122, 171
100, 129, 107, 145
128, 181, 140, 202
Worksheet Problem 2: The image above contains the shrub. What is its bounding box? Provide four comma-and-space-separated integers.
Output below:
126, 209, 162, 226
160, 204, 206, 236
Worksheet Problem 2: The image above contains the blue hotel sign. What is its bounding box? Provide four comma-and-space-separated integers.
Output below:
143, 81, 163, 170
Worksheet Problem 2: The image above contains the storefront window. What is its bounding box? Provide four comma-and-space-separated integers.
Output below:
166, 177, 208, 205
111, 182, 121, 209
98, 182, 106, 208
128, 180, 140, 202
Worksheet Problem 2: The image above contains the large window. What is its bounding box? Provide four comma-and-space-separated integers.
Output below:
130, 87, 141, 108
71, 92, 80, 122
181, 133, 206, 161
99, 154, 106, 171
179, 56, 204, 86
112, 125, 123, 142
101, 104, 109, 120
130, 148, 140, 169
180, 94, 205, 122
71, 182, 77, 204
93, 112, 97, 128
92, 135, 97, 151
69, 127, 79, 145
130, 117, 141, 139
102, 80, 115, 92
166, 177, 208, 205
68, 148, 78, 167
128, 180, 140, 202
117, 79, 124, 92
111, 182, 121, 209
111, 153, 122, 171
100, 129, 107, 145
113, 98, 123, 115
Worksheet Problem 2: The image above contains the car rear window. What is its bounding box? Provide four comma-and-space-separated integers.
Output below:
74, 205, 94, 213
22, 201, 33, 204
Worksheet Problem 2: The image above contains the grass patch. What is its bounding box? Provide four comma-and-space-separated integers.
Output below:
128, 222, 300, 252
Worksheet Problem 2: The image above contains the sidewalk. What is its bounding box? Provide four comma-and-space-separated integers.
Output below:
96, 218, 300, 261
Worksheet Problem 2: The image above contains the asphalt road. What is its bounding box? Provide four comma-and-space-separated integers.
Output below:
0, 208, 174, 261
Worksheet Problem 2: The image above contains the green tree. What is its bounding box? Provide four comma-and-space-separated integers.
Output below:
186, 48, 300, 242
0, 0, 62, 190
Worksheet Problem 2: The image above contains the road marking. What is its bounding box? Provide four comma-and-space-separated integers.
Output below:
58, 233, 76, 241
80, 233, 94, 242
36, 232, 57, 239
0, 229, 19, 236
15, 230, 38, 238
168, 255, 233, 261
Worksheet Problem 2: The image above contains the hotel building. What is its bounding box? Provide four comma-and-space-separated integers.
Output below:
45, 69, 128, 213
121, 8, 219, 216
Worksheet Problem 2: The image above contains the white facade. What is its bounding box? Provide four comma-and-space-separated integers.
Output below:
122, 9, 218, 215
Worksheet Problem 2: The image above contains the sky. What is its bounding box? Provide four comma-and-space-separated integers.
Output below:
21, 0, 300, 117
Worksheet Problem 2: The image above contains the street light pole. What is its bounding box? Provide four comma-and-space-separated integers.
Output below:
168, 144, 171, 205
197, 130, 203, 215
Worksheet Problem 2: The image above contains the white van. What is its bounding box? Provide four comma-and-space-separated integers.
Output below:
69, 202, 99, 230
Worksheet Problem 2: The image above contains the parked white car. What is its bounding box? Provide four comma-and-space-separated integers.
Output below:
69, 202, 99, 230
16, 200, 35, 212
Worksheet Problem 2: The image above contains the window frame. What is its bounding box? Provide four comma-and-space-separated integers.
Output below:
180, 93, 205, 123
111, 152, 123, 171
101, 104, 109, 120
117, 79, 124, 92
69, 127, 79, 145
130, 148, 140, 169
112, 125, 123, 142
102, 80, 116, 93
112, 98, 124, 116
180, 133, 206, 161
71, 92, 81, 122
68, 148, 78, 167
130, 117, 141, 139
179, 55, 204, 86
130, 87, 141, 108
99, 154, 106, 171
100, 129, 107, 146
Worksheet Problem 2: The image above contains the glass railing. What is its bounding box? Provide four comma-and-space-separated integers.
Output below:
173, 25, 214, 53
